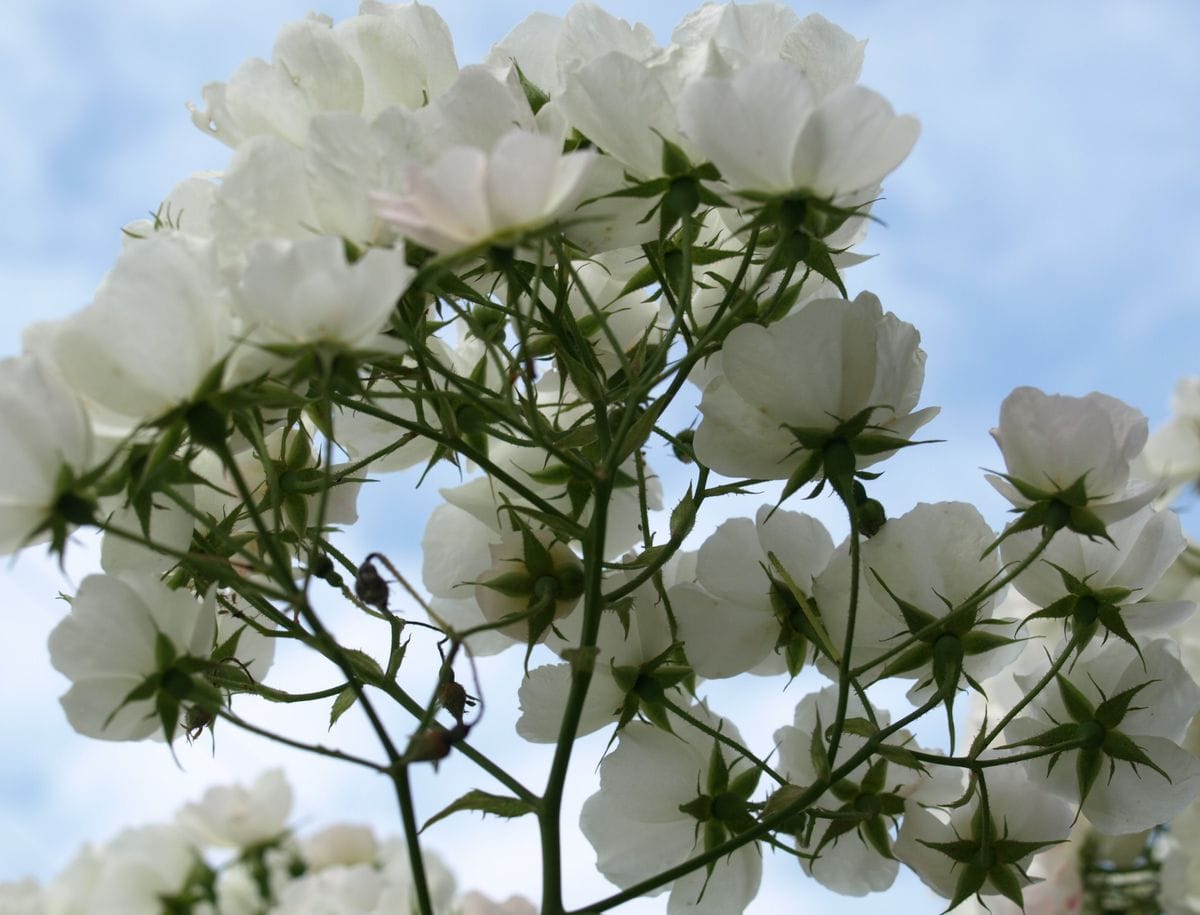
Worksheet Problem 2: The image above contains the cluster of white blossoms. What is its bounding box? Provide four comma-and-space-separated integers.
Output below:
3, 2, 1200, 914
0, 769, 534, 915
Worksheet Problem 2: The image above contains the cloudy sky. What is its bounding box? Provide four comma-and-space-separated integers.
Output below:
1, 1, 1198, 912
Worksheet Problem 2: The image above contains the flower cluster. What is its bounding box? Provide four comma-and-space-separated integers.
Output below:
2, 3, 1198, 914
0, 769, 533, 915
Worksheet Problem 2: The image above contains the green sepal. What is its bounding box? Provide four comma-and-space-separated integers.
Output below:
729, 763, 762, 802
879, 642, 934, 680
960, 630, 1020, 657
810, 711, 831, 782
986, 863, 1027, 911
871, 571, 938, 636
861, 814, 895, 861
1075, 745, 1104, 808
861, 759, 889, 795
1101, 730, 1171, 782
706, 738, 730, 795
475, 570, 535, 599
1056, 674, 1097, 723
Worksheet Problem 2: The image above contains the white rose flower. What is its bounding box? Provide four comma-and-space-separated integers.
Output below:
0, 879, 43, 915
39, 233, 234, 434
988, 386, 1157, 527
177, 769, 293, 848
47, 572, 217, 741
214, 864, 265, 915
374, 128, 596, 255
775, 685, 961, 896
517, 550, 686, 742
895, 766, 1073, 907
580, 704, 762, 914
559, 51, 690, 181
1137, 376, 1200, 501
670, 505, 834, 678
1005, 638, 1200, 835
233, 235, 414, 356
694, 291, 937, 483
189, 4, 459, 148
82, 825, 197, 915
677, 60, 918, 199
302, 823, 379, 870
0, 355, 93, 555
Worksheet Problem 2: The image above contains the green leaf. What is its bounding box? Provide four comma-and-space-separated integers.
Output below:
876, 744, 928, 774
342, 648, 384, 683
329, 686, 357, 728
420, 790, 537, 833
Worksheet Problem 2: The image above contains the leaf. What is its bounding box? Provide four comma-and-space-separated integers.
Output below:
329, 686, 357, 729
876, 744, 928, 774
420, 790, 537, 833
342, 648, 384, 683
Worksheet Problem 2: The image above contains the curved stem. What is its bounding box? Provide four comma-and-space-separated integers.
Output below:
970, 631, 1085, 759
661, 696, 787, 786
215, 708, 386, 773
540, 475, 613, 915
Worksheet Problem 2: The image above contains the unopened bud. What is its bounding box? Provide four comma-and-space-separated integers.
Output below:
354, 559, 389, 611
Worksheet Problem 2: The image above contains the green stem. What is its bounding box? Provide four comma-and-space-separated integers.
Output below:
394, 766, 434, 915
375, 679, 540, 806
661, 696, 787, 786
540, 475, 614, 915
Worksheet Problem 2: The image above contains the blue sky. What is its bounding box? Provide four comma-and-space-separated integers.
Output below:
1, 1, 1198, 912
